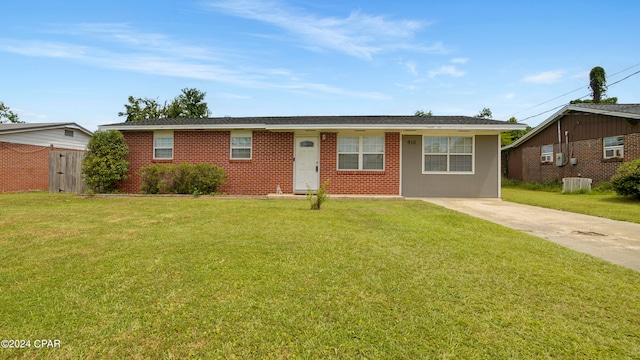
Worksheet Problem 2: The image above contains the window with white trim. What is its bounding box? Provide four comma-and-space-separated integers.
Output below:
337, 135, 384, 170
153, 131, 173, 159
231, 131, 252, 159
540, 144, 553, 163
423, 136, 473, 173
603, 136, 624, 159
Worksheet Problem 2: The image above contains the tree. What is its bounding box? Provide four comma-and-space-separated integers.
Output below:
82, 130, 130, 193
501, 116, 532, 146
475, 107, 493, 119
0, 101, 23, 123
166, 88, 211, 118
415, 109, 433, 117
118, 88, 211, 122
590, 66, 606, 103
570, 66, 618, 104
118, 96, 165, 122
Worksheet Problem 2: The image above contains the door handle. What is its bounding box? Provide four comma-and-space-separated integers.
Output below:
315, 165, 318, 172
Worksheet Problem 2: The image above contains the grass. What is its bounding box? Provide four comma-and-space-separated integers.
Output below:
501, 183, 640, 224
1, 193, 640, 359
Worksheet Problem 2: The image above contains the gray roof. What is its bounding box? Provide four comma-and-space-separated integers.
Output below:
100, 115, 526, 131
503, 103, 640, 150
0, 122, 93, 135
569, 103, 640, 116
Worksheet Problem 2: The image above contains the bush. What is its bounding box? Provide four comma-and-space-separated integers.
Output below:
307, 179, 330, 210
138, 163, 226, 195
611, 159, 640, 199
592, 181, 615, 194
82, 130, 129, 193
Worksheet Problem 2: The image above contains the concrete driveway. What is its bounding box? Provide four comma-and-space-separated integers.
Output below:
420, 198, 640, 272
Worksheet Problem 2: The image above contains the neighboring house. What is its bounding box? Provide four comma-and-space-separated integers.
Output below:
503, 104, 640, 183
99, 116, 525, 198
0, 123, 92, 192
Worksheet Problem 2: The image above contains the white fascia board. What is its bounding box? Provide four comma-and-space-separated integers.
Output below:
99, 123, 527, 132
505, 106, 571, 149
0, 123, 93, 136
507, 104, 640, 151
264, 124, 528, 131
98, 124, 267, 131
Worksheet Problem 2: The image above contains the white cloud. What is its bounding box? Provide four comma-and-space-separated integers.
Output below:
429, 65, 465, 78
522, 70, 564, 84
451, 57, 468, 64
504, 92, 515, 99
572, 70, 590, 79
0, 23, 392, 100
206, 0, 441, 60
213, 93, 252, 99
395, 83, 418, 90
404, 61, 418, 76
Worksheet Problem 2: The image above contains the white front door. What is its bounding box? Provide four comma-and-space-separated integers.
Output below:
294, 136, 319, 192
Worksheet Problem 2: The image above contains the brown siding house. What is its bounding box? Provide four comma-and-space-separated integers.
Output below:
503, 104, 640, 183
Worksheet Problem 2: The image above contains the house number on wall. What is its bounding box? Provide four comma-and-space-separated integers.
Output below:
407, 140, 417, 145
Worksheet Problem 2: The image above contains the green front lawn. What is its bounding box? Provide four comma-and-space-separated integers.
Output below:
1, 193, 639, 359
502, 187, 640, 224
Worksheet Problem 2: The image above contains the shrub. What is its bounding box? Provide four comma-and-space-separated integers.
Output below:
82, 130, 129, 193
611, 159, 640, 200
307, 179, 330, 210
592, 181, 615, 194
138, 163, 226, 195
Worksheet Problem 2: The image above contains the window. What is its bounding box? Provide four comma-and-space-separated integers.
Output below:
231, 131, 252, 159
603, 136, 624, 159
337, 135, 384, 170
540, 144, 553, 163
423, 136, 473, 173
153, 131, 173, 159
64, 129, 74, 137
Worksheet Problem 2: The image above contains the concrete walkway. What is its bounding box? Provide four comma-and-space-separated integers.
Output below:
420, 198, 640, 272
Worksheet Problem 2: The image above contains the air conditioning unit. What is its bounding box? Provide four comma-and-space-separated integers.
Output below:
540, 154, 553, 163
555, 152, 565, 166
605, 149, 623, 158
562, 177, 592, 193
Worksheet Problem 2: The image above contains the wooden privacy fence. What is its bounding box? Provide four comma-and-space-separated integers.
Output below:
49, 151, 87, 194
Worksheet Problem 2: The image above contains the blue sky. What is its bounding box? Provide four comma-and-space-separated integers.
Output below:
2, 0, 639, 131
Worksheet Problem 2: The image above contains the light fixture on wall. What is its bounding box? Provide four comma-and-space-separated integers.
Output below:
321, 134, 326, 141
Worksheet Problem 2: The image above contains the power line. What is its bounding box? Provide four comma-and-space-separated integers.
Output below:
511, 64, 640, 123
607, 69, 640, 87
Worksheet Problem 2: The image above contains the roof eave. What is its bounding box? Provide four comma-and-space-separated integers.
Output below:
505, 106, 571, 149
506, 104, 640, 150
567, 105, 640, 119
0, 122, 93, 136
98, 124, 266, 131
99, 123, 527, 132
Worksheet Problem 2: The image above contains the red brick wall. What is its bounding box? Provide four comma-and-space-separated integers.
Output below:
520, 133, 640, 183
319, 132, 400, 195
0, 142, 60, 192
122, 130, 401, 195
122, 130, 294, 195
